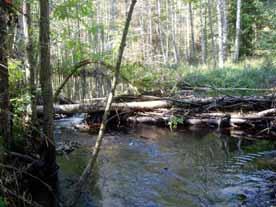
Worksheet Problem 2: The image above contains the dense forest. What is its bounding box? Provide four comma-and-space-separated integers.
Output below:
0, 0, 276, 206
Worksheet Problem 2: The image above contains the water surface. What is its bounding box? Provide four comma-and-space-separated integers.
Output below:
56, 117, 276, 207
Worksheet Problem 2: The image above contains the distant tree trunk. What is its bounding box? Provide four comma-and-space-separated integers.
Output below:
188, 2, 195, 63
208, 0, 217, 66
233, 0, 241, 62
200, 0, 207, 64
156, 0, 167, 64
147, 1, 153, 62
222, 0, 228, 62
170, 1, 179, 64
217, 0, 228, 67
24, 0, 38, 128
39, 0, 56, 184
0, 6, 12, 148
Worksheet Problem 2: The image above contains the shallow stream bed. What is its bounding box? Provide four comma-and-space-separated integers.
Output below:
55, 116, 276, 207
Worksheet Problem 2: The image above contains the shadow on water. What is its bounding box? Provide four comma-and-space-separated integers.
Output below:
55, 117, 276, 207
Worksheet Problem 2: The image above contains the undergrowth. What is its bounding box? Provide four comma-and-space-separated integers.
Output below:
121, 57, 276, 96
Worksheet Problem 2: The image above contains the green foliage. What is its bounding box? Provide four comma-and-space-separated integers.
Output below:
168, 115, 184, 131
54, 0, 94, 20
229, 0, 276, 57
257, 2, 276, 56
10, 93, 31, 115
229, 0, 262, 57
8, 59, 24, 95
0, 197, 6, 207
179, 58, 276, 96
121, 58, 276, 96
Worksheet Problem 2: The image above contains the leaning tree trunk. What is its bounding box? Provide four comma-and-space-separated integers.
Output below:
68, 1, 137, 206
233, 0, 241, 62
0, 6, 12, 148
39, 0, 57, 192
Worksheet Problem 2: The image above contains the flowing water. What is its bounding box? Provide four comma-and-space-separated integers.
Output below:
55, 116, 276, 207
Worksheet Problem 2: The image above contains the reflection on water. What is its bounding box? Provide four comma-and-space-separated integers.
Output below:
56, 119, 276, 207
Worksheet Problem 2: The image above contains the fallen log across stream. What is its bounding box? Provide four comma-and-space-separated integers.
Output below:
37, 94, 276, 114
37, 95, 276, 136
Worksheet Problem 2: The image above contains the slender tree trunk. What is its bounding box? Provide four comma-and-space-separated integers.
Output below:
24, 1, 38, 128
39, 0, 57, 187
188, 2, 195, 63
147, 1, 153, 62
185, 4, 190, 61
156, 0, 167, 64
208, 0, 217, 66
70, 1, 137, 205
217, 0, 226, 67
170, 1, 179, 64
222, 0, 228, 62
200, 0, 207, 64
233, 0, 241, 62
0, 6, 12, 148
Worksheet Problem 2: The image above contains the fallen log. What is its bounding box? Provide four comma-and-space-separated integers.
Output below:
37, 95, 276, 114
126, 110, 276, 129
37, 100, 173, 115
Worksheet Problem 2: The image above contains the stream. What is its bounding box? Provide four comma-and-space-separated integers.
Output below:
55, 116, 276, 207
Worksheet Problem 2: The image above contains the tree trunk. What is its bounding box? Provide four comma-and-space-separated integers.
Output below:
222, 0, 228, 62
200, 0, 207, 64
0, 6, 12, 148
233, 0, 241, 62
208, 0, 217, 66
37, 100, 173, 115
39, 0, 57, 194
156, 0, 167, 64
217, 0, 228, 67
24, 1, 38, 128
188, 2, 195, 63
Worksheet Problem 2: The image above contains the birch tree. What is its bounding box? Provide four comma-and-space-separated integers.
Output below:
217, 0, 228, 67
233, 0, 241, 62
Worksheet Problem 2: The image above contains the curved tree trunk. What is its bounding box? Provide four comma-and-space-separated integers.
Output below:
68, 1, 137, 205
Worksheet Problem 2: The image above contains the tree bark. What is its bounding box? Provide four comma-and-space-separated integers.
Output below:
24, 1, 38, 128
156, 0, 167, 64
233, 0, 241, 62
217, 0, 224, 67
0, 6, 12, 148
200, 0, 207, 64
39, 0, 57, 192
37, 100, 173, 115
188, 2, 195, 63
208, 0, 217, 66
